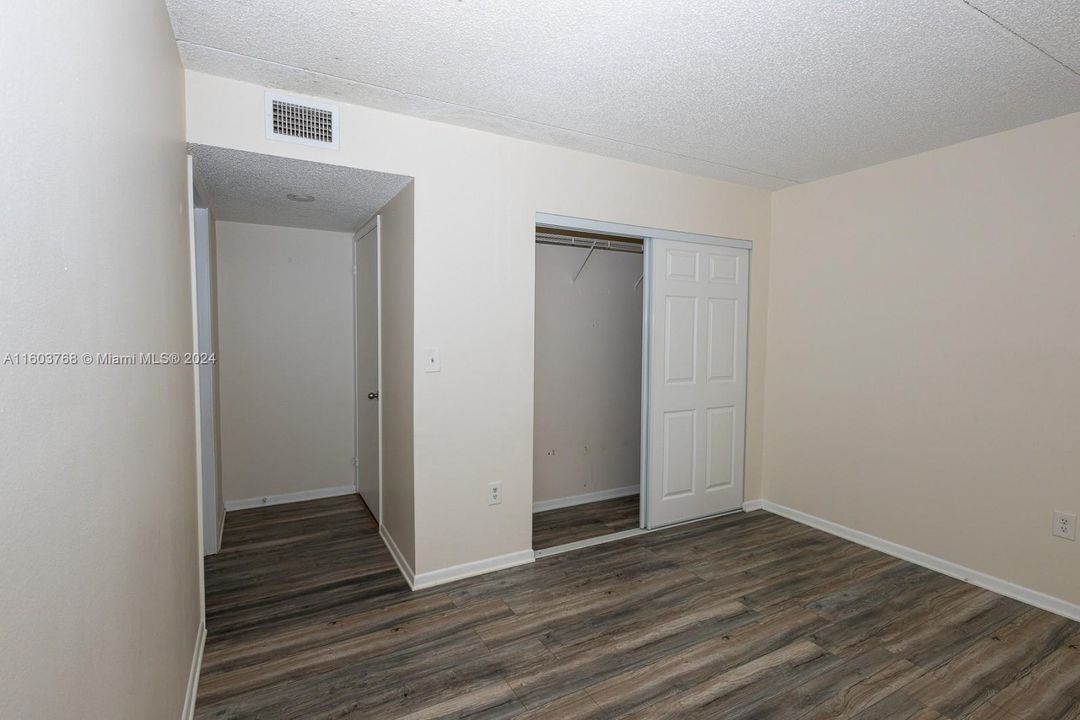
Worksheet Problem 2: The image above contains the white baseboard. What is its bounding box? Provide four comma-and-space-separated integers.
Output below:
181, 621, 206, 720
533, 485, 639, 513
413, 550, 535, 590
224, 485, 356, 511
742, 499, 764, 512
760, 501, 1080, 623
380, 525, 416, 589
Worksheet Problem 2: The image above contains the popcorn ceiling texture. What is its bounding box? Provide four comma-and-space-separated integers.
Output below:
965, 0, 1080, 73
168, 1, 1080, 189
189, 144, 411, 232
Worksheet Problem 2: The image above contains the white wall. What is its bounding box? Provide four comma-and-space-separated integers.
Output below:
534, 244, 643, 503
766, 111, 1080, 608
185, 71, 772, 576
0, 2, 201, 718
215, 221, 356, 504
377, 184, 416, 568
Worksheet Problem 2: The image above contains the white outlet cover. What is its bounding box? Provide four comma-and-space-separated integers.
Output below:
1053, 511, 1077, 541
487, 482, 501, 505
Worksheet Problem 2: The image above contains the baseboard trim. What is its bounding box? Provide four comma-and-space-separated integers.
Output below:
413, 550, 536, 591
224, 485, 356, 511
380, 525, 416, 589
181, 621, 206, 720
760, 501, 1080, 623
742, 499, 764, 512
533, 485, 639, 513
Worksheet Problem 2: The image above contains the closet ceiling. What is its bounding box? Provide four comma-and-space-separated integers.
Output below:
189, 144, 411, 232
167, 0, 1080, 189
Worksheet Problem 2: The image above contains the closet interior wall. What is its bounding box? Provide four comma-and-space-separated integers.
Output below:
533, 233, 644, 508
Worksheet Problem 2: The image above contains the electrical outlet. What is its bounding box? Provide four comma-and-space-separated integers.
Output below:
1053, 511, 1077, 541
488, 481, 502, 506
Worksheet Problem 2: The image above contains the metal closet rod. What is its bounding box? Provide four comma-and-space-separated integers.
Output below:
535, 233, 644, 254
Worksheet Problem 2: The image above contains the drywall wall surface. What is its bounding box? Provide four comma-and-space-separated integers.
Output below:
184, 71, 771, 575
766, 111, 1080, 606
534, 244, 643, 503
378, 184, 417, 569
0, 2, 200, 718
215, 221, 356, 503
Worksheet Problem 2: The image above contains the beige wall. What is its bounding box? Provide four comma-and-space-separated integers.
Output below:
766, 111, 1080, 607
0, 1, 201, 718
186, 72, 771, 574
377, 184, 417, 568
534, 244, 643, 503
215, 221, 356, 503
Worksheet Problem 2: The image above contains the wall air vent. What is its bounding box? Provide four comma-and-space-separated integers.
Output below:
265, 91, 339, 149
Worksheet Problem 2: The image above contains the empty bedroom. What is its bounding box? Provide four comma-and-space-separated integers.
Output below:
2, 1, 1078, 719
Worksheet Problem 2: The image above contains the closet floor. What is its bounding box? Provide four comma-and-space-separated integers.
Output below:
533, 494, 640, 549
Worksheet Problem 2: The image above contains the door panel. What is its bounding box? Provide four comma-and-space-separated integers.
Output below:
705, 406, 736, 490
355, 221, 381, 522
662, 410, 696, 498
647, 239, 748, 527
706, 298, 737, 382
664, 296, 697, 384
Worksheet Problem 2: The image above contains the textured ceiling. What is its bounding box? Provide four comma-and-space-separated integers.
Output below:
189, 144, 411, 232
168, 1, 1080, 189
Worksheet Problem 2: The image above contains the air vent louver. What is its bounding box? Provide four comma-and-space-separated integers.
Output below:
265, 91, 339, 149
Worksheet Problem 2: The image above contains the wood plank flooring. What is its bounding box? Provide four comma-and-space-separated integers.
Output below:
532, 494, 640, 549
196, 495, 1080, 719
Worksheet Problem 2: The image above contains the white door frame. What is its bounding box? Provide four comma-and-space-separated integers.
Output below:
186, 156, 207, 626
534, 212, 752, 534
193, 206, 222, 554
352, 215, 383, 523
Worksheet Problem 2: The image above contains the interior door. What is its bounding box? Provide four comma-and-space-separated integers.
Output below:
355, 219, 381, 522
646, 238, 749, 527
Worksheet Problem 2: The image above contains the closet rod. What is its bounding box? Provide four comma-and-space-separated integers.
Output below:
535, 233, 644, 254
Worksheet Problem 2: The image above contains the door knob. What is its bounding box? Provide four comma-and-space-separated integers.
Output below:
367, 391, 379, 400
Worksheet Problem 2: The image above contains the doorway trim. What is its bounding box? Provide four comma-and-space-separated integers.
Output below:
535, 213, 752, 250
352, 214, 383, 525
532, 212, 752, 555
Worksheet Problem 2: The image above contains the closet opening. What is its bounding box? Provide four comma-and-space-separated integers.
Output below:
532, 224, 646, 552
533, 212, 752, 556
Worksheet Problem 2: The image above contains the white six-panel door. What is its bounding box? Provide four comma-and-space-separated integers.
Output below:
646, 239, 749, 527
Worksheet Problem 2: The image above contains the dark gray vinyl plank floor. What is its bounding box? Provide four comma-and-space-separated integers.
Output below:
532, 494, 640, 549
196, 495, 1080, 719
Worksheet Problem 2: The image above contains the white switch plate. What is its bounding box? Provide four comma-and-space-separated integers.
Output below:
423, 347, 441, 373
1053, 511, 1077, 541
488, 481, 501, 506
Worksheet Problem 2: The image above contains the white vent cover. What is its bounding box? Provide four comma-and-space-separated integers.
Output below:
264, 91, 339, 149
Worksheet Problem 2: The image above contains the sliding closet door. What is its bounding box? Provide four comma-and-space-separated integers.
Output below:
646, 239, 749, 527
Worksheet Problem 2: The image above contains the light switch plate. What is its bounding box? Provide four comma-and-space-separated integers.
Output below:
424, 347, 441, 373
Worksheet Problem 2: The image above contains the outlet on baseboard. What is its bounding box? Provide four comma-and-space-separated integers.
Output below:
1052, 511, 1077, 541
488, 481, 502, 506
